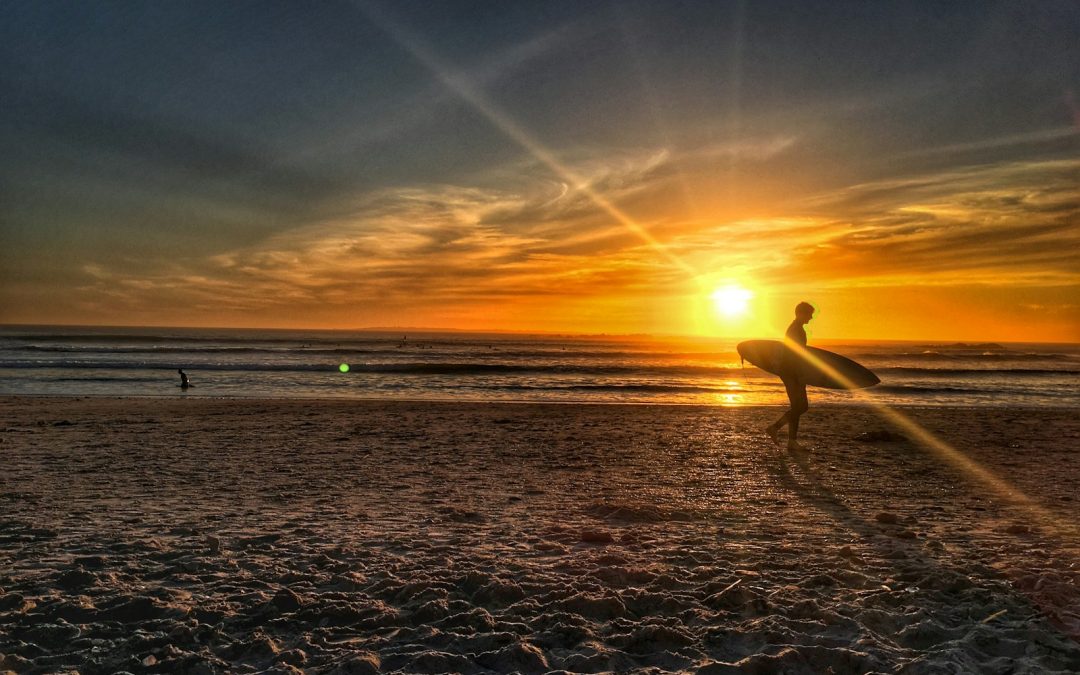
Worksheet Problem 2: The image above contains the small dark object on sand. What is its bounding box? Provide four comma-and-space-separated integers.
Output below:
855, 430, 904, 443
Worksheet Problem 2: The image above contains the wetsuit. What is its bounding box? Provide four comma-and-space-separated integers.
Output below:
782, 321, 808, 416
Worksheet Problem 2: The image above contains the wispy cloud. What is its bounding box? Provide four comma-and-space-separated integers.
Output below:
894, 126, 1078, 161
70, 149, 689, 323
745, 159, 1080, 288
688, 136, 799, 162
60, 148, 1079, 330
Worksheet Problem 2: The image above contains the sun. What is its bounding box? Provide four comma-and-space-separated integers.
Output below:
711, 285, 753, 318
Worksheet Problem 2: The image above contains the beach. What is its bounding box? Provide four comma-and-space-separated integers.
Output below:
1, 396, 1078, 674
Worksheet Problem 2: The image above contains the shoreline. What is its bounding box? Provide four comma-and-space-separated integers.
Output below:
1, 393, 1072, 411
2, 397, 1078, 673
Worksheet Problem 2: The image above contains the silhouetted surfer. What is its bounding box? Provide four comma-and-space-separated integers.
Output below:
766, 302, 815, 451
178, 368, 191, 389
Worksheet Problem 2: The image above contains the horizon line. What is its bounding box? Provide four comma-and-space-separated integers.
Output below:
0, 322, 1075, 346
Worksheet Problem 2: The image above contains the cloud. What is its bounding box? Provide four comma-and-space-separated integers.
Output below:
70, 148, 691, 322
1, 79, 346, 212
687, 136, 798, 162
0, 15, 596, 250
57, 140, 1077, 330
479, 148, 674, 231
748, 159, 1080, 288
894, 126, 1079, 161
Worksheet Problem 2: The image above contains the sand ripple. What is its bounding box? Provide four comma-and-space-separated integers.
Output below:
1, 398, 1079, 673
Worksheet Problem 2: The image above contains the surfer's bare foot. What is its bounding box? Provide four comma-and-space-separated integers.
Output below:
787, 442, 810, 452
766, 425, 780, 445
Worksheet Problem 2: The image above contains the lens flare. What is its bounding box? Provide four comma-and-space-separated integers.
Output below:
785, 340, 1074, 537
355, 0, 1069, 540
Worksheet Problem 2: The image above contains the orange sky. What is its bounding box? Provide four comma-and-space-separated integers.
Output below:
1, 3, 1077, 342
3, 140, 1078, 341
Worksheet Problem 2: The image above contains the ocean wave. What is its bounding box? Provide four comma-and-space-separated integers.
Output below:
1, 333, 320, 344
0, 359, 754, 378
873, 384, 1077, 398
13, 345, 384, 355
5, 344, 740, 361
851, 351, 1076, 362
3, 357, 1077, 381
502, 383, 744, 394
875, 367, 1079, 376
51, 376, 167, 383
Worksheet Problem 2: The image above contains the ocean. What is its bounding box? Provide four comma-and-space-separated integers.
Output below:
1, 325, 1077, 408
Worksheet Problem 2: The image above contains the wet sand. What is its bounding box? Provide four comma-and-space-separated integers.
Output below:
1, 396, 1078, 674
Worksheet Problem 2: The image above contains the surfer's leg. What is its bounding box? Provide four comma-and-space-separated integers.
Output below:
766, 413, 786, 444
769, 377, 799, 443
767, 406, 791, 444
786, 383, 809, 450
787, 413, 800, 445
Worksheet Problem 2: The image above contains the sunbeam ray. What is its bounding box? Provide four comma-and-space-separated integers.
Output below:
353, 0, 702, 282
786, 340, 1078, 538
355, 1, 1074, 537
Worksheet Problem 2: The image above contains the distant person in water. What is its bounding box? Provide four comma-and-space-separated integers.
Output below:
178, 369, 190, 389
766, 302, 815, 451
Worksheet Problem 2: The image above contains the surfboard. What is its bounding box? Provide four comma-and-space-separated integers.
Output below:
736, 340, 880, 389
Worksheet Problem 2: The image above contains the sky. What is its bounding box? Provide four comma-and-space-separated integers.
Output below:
1, 0, 1077, 341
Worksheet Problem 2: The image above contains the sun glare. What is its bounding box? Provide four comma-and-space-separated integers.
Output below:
711, 286, 753, 317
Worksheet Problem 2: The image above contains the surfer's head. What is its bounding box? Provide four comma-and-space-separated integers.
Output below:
795, 301, 815, 323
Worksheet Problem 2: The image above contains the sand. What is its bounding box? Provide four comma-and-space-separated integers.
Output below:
1, 396, 1078, 674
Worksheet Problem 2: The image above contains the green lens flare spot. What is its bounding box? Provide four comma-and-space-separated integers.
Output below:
339, 363, 350, 373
